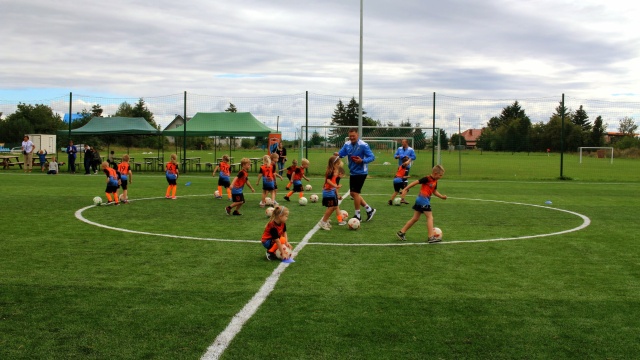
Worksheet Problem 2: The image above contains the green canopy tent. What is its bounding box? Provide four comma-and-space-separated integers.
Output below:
57, 116, 162, 169
162, 112, 275, 167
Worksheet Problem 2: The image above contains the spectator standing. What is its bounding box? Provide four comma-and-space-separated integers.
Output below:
394, 139, 417, 176
84, 145, 94, 175
66, 140, 78, 173
275, 141, 287, 176
21, 135, 35, 173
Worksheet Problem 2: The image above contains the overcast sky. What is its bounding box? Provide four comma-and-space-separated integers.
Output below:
1, 0, 639, 133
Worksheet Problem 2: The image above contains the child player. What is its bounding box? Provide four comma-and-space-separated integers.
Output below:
283, 158, 310, 202
165, 153, 179, 199
262, 205, 292, 261
256, 155, 275, 208
117, 154, 133, 204
284, 159, 298, 190
318, 155, 345, 230
388, 156, 411, 206
101, 161, 120, 205
226, 158, 255, 216
212, 154, 232, 201
270, 152, 283, 204
396, 165, 447, 243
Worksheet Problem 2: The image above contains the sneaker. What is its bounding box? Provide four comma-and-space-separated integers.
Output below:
400, 199, 410, 204
273, 201, 279, 206
266, 252, 278, 261
388, 200, 393, 206
366, 208, 377, 222
427, 236, 441, 244
215, 196, 222, 199
232, 211, 242, 216
171, 196, 177, 200
285, 186, 290, 190
284, 196, 290, 202
396, 231, 406, 241
228, 198, 232, 201
338, 220, 347, 226
114, 202, 120, 206
352, 214, 361, 222
225, 206, 231, 215
165, 195, 171, 199
259, 201, 265, 208
319, 221, 331, 230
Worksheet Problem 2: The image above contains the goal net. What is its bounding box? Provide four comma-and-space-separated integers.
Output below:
578, 147, 613, 164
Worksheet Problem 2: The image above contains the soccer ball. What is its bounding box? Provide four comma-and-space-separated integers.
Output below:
433, 227, 443, 241
309, 194, 319, 203
93, 196, 102, 206
119, 193, 126, 202
393, 197, 402, 206
275, 246, 291, 260
304, 184, 312, 191
347, 218, 360, 230
265, 207, 274, 217
340, 210, 348, 219
298, 197, 308, 206
214, 190, 220, 197
265, 197, 273, 206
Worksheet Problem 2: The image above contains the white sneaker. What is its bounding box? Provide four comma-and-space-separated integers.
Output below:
319, 221, 331, 230
259, 201, 265, 208
338, 220, 347, 226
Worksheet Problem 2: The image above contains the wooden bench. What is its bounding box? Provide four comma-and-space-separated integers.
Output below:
134, 162, 143, 171
229, 163, 241, 172
8, 162, 25, 169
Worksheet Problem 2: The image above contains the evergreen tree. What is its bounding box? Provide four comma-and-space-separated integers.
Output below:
225, 103, 238, 113
572, 105, 591, 131
589, 116, 606, 146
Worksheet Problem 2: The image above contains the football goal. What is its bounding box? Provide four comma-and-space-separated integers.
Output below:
578, 147, 613, 164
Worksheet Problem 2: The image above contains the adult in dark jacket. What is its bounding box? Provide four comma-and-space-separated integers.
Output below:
84, 145, 94, 175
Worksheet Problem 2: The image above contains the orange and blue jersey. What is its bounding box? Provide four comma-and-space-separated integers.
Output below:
117, 162, 130, 181
393, 163, 409, 184
322, 174, 339, 198
261, 220, 287, 251
286, 164, 297, 179
166, 162, 178, 179
104, 167, 119, 186
292, 167, 305, 185
231, 169, 249, 194
219, 162, 231, 181
259, 164, 275, 185
415, 176, 438, 206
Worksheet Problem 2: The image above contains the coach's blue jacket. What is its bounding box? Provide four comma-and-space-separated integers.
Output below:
338, 139, 375, 175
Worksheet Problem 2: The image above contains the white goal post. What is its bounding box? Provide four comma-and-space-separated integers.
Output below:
579, 147, 613, 164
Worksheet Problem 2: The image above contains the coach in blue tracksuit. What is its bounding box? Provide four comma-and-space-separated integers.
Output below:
337, 128, 377, 222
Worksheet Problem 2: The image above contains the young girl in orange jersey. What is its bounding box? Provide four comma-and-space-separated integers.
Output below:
226, 158, 255, 216
256, 155, 275, 207
165, 153, 179, 199
284, 159, 298, 190
262, 205, 292, 261
283, 158, 310, 202
388, 156, 411, 206
117, 154, 133, 204
269, 152, 283, 204
212, 154, 232, 201
318, 155, 344, 230
101, 161, 120, 205
396, 165, 447, 243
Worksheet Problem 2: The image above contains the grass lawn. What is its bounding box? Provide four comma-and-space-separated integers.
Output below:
1, 151, 639, 359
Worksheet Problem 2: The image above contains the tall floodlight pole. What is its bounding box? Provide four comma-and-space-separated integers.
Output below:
358, 0, 364, 133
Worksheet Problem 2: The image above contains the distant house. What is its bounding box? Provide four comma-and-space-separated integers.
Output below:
163, 115, 190, 143
460, 128, 483, 149
604, 132, 628, 144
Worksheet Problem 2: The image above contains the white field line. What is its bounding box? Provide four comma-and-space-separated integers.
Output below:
199, 197, 334, 360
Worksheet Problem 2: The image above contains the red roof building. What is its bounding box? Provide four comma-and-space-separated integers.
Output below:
461, 128, 483, 149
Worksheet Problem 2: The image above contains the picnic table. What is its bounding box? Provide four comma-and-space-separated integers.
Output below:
183, 157, 201, 171
249, 157, 261, 172
0, 155, 23, 169
144, 157, 164, 171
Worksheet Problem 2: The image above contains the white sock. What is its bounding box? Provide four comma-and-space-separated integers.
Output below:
365, 205, 372, 212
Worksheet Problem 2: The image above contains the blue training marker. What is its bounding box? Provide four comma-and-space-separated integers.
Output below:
185, 181, 192, 186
